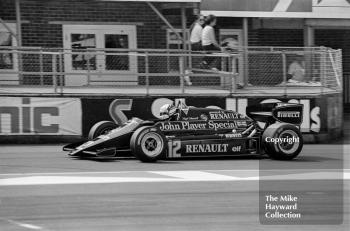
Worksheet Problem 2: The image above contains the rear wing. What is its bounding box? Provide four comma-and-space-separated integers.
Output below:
246, 102, 303, 125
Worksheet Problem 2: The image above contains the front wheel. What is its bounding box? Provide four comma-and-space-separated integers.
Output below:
262, 123, 303, 160
88, 121, 118, 140
130, 126, 166, 162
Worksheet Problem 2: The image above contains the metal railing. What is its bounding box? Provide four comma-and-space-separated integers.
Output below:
0, 46, 343, 96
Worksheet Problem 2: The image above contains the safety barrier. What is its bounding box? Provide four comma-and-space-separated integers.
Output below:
0, 46, 343, 95
0, 95, 342, 143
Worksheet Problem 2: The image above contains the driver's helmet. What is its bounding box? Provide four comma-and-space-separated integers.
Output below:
159, 103, 177, 119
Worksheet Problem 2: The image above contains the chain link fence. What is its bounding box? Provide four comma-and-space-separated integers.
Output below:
245, 47, 342, 91
0, 46, 342, 95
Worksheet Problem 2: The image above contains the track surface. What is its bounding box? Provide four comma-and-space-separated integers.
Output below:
0, 143, 349, 231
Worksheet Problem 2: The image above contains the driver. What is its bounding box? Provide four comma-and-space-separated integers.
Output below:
159, 103, 177, 120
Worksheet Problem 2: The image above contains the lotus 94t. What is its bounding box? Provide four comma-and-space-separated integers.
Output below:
63, 101, 304, 162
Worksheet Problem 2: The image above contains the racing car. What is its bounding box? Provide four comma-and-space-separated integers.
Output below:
63, 101, 304, 162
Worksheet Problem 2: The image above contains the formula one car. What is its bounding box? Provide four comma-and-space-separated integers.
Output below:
63, 101, 304, 162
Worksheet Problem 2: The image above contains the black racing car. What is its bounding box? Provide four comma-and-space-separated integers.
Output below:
63, 101, 304, 162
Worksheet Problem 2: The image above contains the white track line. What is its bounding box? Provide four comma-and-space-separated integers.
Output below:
0, 169, 348, 176
0, 170, 348, 186
5, 219, 43, 230
151, 171, 243, 181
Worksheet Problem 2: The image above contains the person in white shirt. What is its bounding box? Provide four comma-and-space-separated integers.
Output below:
201, 15, 220, 70
189, 15, 205, 51
185, 15, 205, 86
287, 55, 305, 82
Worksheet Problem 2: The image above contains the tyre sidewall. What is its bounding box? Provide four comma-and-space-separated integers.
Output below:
130, 126, 166, 162
88, 121, 118, 140
262, 123, 303, 160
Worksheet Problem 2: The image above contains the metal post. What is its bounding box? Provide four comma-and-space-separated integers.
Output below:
86, 54, 91, 85
242, 17, 249, 86
98, 51, 102, 80
320, 47, 326, 95
15, 0, 23, 84
304, 26, 314, 82
52, 54, 57, 93
181, 6, 188, 71
145, 53, 150, 96
15, 0, 22, 47
303, 25, 314, 47
228, 55, 235, 93
166, 50, 170, 72
179, 56, 185, 94
231, 72, 237, 94
181, 6, 187, 50
282, 52, 287, 96
39, 50, 44, 85
59, 51, 64, 95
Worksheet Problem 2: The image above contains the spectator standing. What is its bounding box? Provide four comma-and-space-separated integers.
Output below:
189, 15, 205, 51
201, 14, 221, 70
185, 15, 206, 86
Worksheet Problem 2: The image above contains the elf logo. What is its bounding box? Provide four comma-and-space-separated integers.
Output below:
232, 146, 242, 152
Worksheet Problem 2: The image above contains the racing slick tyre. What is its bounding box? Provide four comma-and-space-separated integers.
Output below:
262, 123, 303, 160
130, 126, 166, 162
88, 121, 118, 140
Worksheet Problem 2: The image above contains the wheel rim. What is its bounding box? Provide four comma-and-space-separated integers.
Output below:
276, 130, 300, 155
141, 132, 164, 157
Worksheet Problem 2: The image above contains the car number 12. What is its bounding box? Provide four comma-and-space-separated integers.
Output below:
168, 140, 181, 158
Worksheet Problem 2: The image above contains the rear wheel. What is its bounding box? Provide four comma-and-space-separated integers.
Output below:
130, 126, 166, 162
262, 123, 303, 160
88, 121, 118, 140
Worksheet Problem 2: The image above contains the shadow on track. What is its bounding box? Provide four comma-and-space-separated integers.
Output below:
70, 154, 266, 163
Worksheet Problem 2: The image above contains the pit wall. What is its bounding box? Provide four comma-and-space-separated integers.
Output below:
0, 94, 343, 144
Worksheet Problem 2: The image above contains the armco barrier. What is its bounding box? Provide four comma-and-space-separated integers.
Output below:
0, 94, 342, 144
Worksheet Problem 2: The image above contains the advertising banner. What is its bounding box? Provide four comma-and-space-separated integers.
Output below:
81, 96, 329, 137
0, 97, 82, 135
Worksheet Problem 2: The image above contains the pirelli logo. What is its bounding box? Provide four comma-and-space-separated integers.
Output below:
277, 111, 300, 118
